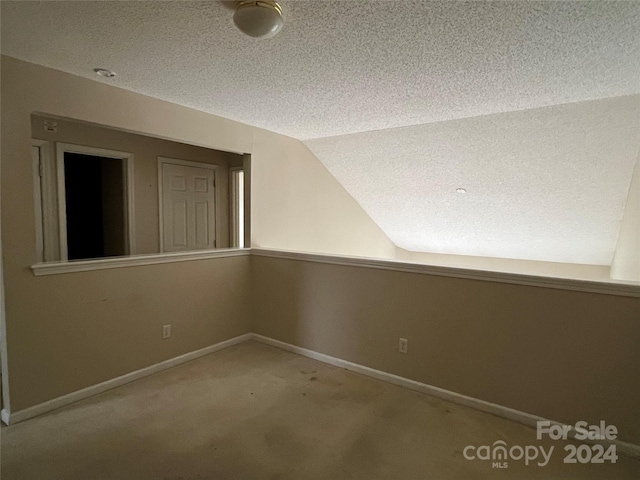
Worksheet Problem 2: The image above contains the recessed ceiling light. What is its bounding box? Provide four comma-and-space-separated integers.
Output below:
94, 68, 116, 78
456, 188, 467, 194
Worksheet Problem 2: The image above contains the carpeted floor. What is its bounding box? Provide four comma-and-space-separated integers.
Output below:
2, 341, 639, 479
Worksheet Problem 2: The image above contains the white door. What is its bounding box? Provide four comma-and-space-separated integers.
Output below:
161, 162, 216, 252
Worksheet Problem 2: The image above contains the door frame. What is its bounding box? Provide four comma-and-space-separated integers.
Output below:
31, 139, 60, 262
55, 143, 135, 261
229, 166, 244, 248
31, 140, 46, 262
157, 157, 219, 253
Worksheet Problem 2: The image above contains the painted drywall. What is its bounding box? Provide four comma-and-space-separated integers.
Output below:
251, 255, 640, 445
4, 54, 638, 450
4, 1, 639, 140
250, 128, 396, 258
1, 55, 394, 410
395, 248, 611, 281
612, 154, 640, 281
32, 114, 240, 254
2, 57, 250, 410
306, 97, 640, 266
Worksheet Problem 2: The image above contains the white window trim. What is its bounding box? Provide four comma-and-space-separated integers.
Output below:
157, 157, 220, 253
55, 143, 136, 261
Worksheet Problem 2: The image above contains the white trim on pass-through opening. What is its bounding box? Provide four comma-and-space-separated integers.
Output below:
31, 248, 250, 276
29, 247, 640, 297
251, 248, 640, 298
32, 139, 59, 262
31, 140, 46, 262
229, 166, 244, 249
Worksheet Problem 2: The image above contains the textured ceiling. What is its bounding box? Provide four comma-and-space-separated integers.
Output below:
306, 96, 640, 265
1, 1, 639, 139
2, 1, 640, 265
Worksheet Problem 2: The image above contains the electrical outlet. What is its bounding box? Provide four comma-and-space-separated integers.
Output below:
162, 324, 171, 339
399, 338, 408, 354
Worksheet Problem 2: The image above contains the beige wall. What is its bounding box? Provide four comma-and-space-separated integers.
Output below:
1, 57, 256, 411
10, 257, 251, 410
395, 248, 611, 281
1, 55, 393, 411
251, 255, 640, 444
3, 56, 639, 449
32, 114, 241, 253
250, 128, 396, 258
611, 154, 640, 281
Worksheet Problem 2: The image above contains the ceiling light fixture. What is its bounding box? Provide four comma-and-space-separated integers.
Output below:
233, 1, 284, 39
456, 188, 467, 194
94, 68, 116, 78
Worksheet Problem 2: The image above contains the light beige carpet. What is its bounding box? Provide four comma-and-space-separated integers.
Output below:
1, 341, 639, 479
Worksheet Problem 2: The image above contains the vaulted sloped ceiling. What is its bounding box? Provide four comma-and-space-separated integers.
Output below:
305, 96, 640, 264
2, 1, 639, 264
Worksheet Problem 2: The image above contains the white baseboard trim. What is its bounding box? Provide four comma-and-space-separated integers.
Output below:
3, 332, 638, 460
249, 333, 640, 460
1, 333, 252, 426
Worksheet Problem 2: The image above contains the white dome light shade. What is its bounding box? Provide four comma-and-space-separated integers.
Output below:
233, 1, 284, 39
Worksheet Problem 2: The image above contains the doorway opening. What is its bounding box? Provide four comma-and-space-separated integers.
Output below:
63, 153, 126, 260
55, 143, 135, 261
